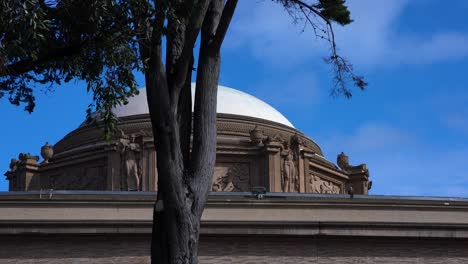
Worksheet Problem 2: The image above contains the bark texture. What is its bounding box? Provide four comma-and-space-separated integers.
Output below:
133, 0, 238, 263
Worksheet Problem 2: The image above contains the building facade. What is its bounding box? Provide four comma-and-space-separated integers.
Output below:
2, 85, 467, 263
4, 85, 371, 195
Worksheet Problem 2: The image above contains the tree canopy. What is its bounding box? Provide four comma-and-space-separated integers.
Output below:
0, 1, 366, 263
1, 0, 365, 127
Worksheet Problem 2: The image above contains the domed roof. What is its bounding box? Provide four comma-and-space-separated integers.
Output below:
112, 84, 294, 127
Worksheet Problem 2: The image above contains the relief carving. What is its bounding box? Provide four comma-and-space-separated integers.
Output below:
309, 174, 341, 194
49, 165, 106, 190
212, 163, 250, 192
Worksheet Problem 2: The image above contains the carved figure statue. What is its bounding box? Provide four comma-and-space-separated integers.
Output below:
281, 150, 297, 192
120, 135, 142, 191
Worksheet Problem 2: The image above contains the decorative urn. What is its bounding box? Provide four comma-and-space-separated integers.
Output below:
337, 151, 349, 171
249, 127, 265, 146
40, 142, 54, 164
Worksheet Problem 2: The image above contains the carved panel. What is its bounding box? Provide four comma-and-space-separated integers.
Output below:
49, 161, 106, 190
309, 174, 341, 194
212, 163, 250, 192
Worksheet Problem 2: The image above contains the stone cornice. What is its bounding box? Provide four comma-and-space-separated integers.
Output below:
1, 191, 467, 206
2, 220, 468, 238
1, 192, 468, 238
54, 113, 324, 157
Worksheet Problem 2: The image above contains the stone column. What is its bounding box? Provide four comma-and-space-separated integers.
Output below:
300, 150, 314, 193
105, 143, 121, 191
11, 153, 40, 191
140, 140, 156, 192
349, 168, 371, 195
297, 147, 307, 193
264, 142, 282, 192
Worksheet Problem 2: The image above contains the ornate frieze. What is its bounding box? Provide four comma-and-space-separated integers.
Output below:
212, 163, 250, 192
49, 165, 106, 190
309, 174, 341, 194
4, 113, 371, 195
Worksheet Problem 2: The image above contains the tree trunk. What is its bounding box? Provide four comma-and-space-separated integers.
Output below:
149, 42, 221, 264
141, 1, 237, 263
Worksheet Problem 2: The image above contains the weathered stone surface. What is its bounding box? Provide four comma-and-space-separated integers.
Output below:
5, 114, 372, 195
212, 162, 250, 192
1, 235, 467, 264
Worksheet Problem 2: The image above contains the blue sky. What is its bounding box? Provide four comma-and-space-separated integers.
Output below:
1, 0, 467, 196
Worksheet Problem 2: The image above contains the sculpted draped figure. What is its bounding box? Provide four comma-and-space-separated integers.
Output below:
119, 134, 142, 191
281, 148, 297, 192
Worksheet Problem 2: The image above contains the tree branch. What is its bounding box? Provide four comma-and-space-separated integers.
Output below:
169, 0, 211, 104
286, 0, 337, 54
190, 0, 223, 217
212, 0, 238, 50
279, 0, 367, 97
177, 54, 194, 171
0, 43, 83, 77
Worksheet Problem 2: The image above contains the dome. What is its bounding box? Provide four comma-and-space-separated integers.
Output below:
9, 83, 372, 198
112, 84, 294, 128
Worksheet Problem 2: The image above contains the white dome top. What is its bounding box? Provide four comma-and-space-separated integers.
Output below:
112, 84, 294, 127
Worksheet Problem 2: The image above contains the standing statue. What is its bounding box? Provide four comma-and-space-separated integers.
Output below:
281, 149, 297, 192
120, 134, 142, 191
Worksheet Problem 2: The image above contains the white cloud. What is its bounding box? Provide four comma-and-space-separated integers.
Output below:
322, 122, 412, 153
225, 1, 324, 67
227, 0, 468, 68
318, 122, 468, 197
389, 32, 468, 65
250, 71, 320, 108
333, 0, 408, 66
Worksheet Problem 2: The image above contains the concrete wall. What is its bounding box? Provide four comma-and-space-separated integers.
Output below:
1, 235, 467, 264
